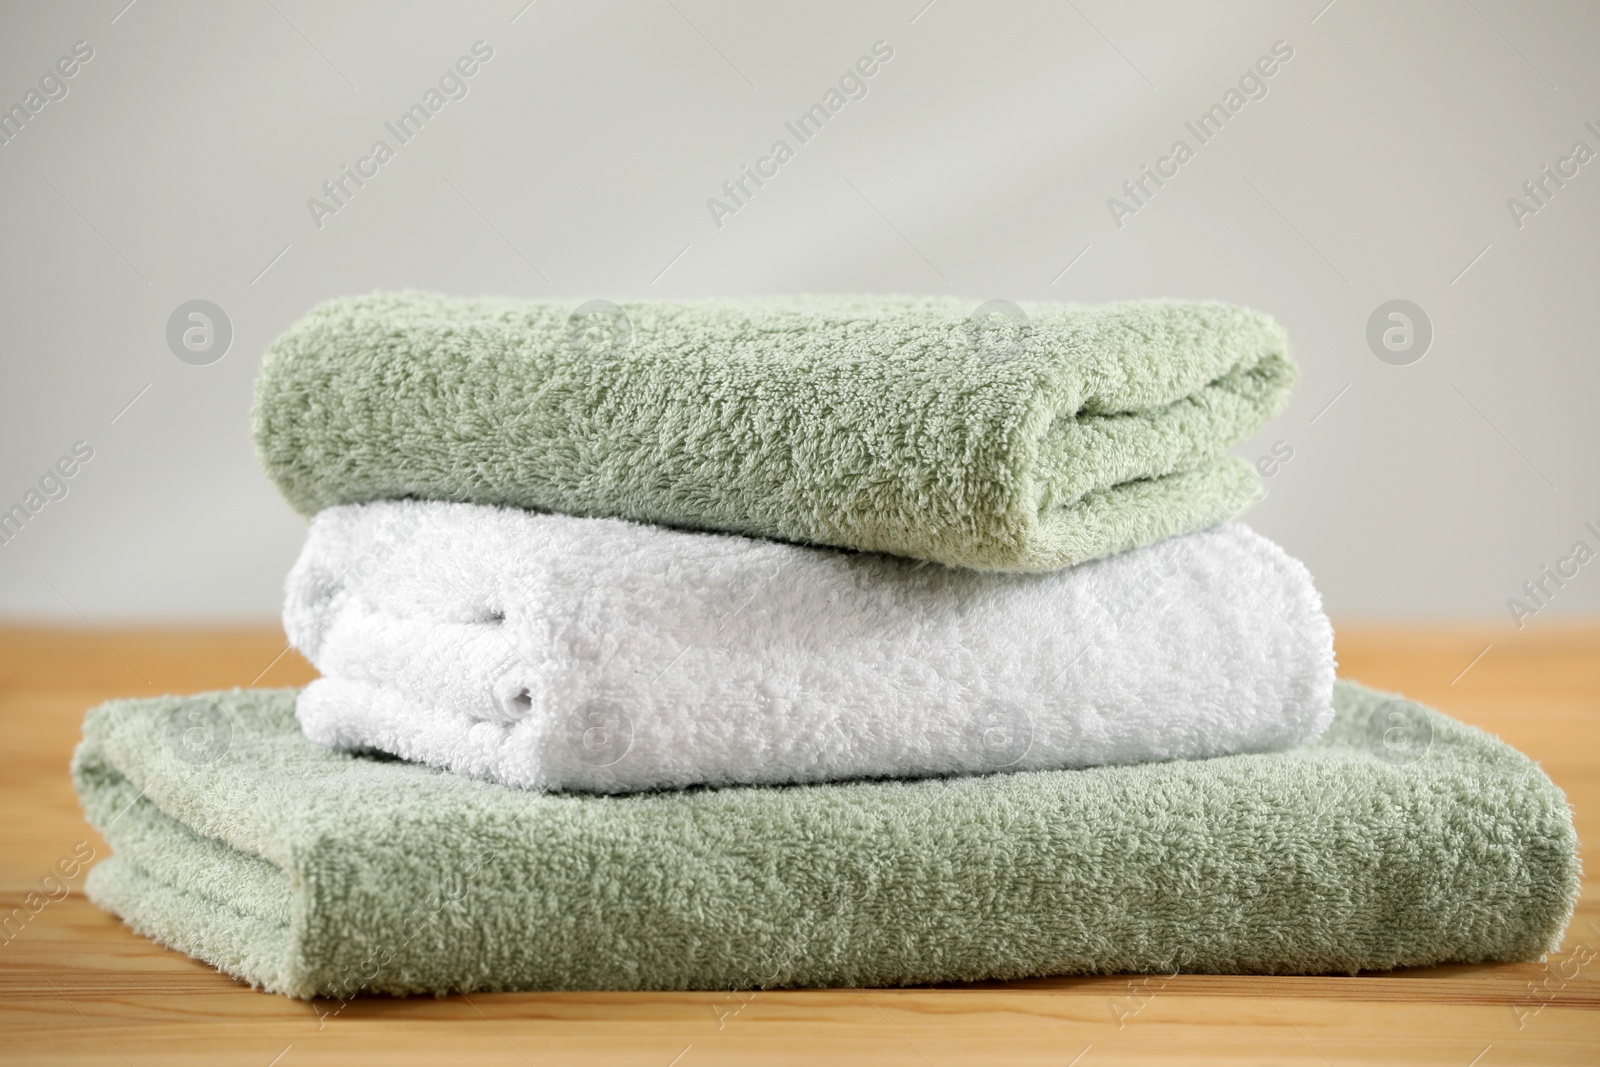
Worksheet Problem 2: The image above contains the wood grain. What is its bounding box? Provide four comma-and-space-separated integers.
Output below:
1, 622, 1595, 1065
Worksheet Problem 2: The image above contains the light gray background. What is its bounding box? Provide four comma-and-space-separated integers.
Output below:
1, 0, 1596, 623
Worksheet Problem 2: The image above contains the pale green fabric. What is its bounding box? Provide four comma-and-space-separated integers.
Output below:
252, 293, 1293, 571
74, 682, 1577, 998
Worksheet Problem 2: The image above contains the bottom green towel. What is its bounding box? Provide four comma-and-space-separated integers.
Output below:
73, 682, 1577, 998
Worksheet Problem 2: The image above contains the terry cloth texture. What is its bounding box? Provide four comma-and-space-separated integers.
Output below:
252, 293, 1295, 571
75, 682, 1577, 997
285, 500, 1336, 793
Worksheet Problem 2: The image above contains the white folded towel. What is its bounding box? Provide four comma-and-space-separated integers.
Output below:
285, 500, 1335, 793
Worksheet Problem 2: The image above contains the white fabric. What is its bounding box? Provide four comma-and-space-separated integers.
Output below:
285, 500, 1336, 793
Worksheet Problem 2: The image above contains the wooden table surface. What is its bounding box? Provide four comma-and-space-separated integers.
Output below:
0, 623, 1595, 1065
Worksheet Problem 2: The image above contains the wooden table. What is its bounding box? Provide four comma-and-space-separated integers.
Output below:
1, 624, 1595, 1065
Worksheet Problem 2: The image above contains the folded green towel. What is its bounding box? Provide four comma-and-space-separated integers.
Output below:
74, 682, 1576, 997
252, 294, 1293, 570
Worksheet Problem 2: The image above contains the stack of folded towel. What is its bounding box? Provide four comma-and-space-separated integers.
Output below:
74, 294, 1578, 998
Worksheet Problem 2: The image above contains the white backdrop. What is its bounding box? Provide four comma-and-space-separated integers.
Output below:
1, 0, 1596, 623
